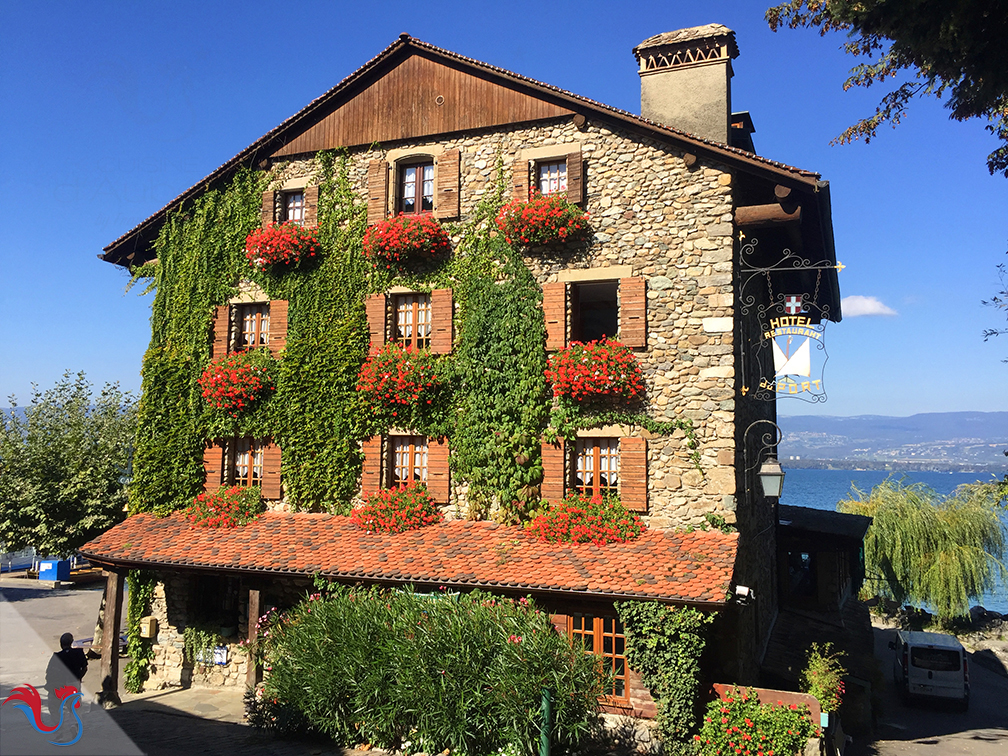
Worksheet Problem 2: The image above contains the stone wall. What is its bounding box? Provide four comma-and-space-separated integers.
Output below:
269, 116, 736, 529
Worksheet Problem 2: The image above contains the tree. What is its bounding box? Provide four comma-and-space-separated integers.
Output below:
0, 372, 137, 557
767, 1, 1008, 177
982, 261, 1007, 356
838, 478, 1006, 622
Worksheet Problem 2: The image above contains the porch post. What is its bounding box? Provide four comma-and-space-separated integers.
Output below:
97, 569, 125, 708
246, 588, 260, 689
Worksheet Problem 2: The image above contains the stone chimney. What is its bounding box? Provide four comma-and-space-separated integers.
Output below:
633, 24, 739, 143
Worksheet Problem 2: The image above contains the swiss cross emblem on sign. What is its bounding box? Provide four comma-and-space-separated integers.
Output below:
784, 295, 804, 315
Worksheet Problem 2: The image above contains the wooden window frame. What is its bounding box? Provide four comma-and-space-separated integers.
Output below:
283, 191, 305, 224
388, 434, 428, 487
397, 160, 435, 216
393, 293, 432, 350
230, 437, 265, 488
536, 159, 568, 196
236, 303, 270, 352
573, 437, 619, 498
567, 614, 630, 704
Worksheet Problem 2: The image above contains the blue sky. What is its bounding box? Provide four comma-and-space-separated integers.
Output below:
2, 1, 1005, 416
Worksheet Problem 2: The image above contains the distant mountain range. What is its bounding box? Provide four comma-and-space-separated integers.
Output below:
777, 412, 1008, 472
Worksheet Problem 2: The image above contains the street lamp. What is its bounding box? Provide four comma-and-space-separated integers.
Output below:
757, 456, 785, 498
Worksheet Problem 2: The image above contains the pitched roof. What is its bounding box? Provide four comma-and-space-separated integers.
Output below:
102, 34, 826, 268
79, 512, 738, 607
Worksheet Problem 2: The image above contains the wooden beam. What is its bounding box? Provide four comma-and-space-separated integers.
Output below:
773, 184, 793, 202
246, 588, 261, 689
97, 570, 125, 708
735, 203, 801, 227
683, 153, 698, 170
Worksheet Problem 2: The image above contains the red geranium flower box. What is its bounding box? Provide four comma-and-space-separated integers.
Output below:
544, 338, 644, 403
362, 215, 451, 268
495, 192, 591, 247
198, 352, 275, 418
245, 222, 320, 272
185, 485, 265, 528
527, 491, 644, 545
357, 342, 442, 415
351, 481, 443, 534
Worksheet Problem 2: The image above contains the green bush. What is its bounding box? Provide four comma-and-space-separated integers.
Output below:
250, 586, 602, 755
695, 686, 817, 756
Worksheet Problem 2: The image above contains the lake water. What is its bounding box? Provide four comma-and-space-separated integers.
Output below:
780, 467, 1008, 615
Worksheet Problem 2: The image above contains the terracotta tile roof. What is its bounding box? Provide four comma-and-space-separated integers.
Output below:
102, 34, 823, 266
80, 512, 738, 606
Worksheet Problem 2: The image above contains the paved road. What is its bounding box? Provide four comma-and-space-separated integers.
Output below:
867, 623, 1008, 756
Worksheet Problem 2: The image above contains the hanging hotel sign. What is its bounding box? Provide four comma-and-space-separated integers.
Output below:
759, 304, 827, 399
738, 236, 840, 404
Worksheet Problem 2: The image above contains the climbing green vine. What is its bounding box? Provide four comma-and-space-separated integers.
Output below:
127, 149, 704, 520
124, 570, 157, 694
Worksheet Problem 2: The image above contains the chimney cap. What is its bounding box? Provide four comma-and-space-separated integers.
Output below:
633, 24, 738, 61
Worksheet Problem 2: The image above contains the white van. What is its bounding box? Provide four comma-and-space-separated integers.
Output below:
890, 630, 969, 710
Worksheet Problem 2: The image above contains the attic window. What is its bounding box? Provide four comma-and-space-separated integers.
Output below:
398, 161, 434, 215
284, 191, 304, 224
538, 161, 568, 196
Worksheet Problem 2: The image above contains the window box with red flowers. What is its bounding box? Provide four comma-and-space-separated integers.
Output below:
495, 192, 591, 248
198, 350, 276, 418
362, 215, 451, 268
351, 481, 443, 534
527, 491, 644, 545
545, 338, 644, 404
245, 222, 321, 272
356, 342, 446, 426
185, 485, 265, 528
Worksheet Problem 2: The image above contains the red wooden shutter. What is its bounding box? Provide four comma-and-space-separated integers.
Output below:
566, 150, 584, 205
261, 190, 275, 227
261, 441, 282, 500
430, 288, 453, 354
619, 277, 647, 348
620, 437, 648, 512
211, 304, 230, 360
541, 438, 566, 503
542, 282, 566, 351
203, 442, 225, 493
365, 294, 387, 351
361, 436, 383, 493
512, 159, 529, 201
367, 160, 388, 225
268, 300, 288, 357
303, 185, 319, 227
434, 149, 460, 219
427, 436, 450, 503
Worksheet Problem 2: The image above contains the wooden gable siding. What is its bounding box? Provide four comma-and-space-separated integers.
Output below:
272, 54, 574, 157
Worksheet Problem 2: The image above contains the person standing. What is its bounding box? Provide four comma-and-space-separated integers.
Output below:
45, 632, 87, 721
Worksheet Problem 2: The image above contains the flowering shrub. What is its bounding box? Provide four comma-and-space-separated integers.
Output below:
362, 215, 451, 267
527, 491, 644, 545
357, 342, 444, 420
245, 222, 321, 271
351, 481, 443, 534
545, 339, 644, 404
800, 643, 846, 713
696, 686, 817, 756
495, 192, 591, 247
185, 485, 265, 528
198, 351, 275, 418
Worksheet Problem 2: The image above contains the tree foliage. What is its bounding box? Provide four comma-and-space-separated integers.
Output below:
767, 1, 1008, 177
982, 262, 1007, 355
838, 478, 1007, 621
0, 371, 137, 556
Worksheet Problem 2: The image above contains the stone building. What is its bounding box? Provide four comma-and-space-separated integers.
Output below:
83, 25, 842, 715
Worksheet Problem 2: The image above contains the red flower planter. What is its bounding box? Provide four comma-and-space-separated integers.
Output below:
351, 481, 443, 534
495, 193, 591, 247
357, 343, 443, 413
245, 222, 321, 272
185, 485, 265, 528
198, 352, 275, 418
362, 215, 451, 267
545, 338, 644, 403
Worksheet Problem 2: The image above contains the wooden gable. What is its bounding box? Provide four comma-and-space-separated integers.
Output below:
272, 52, 575, 157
